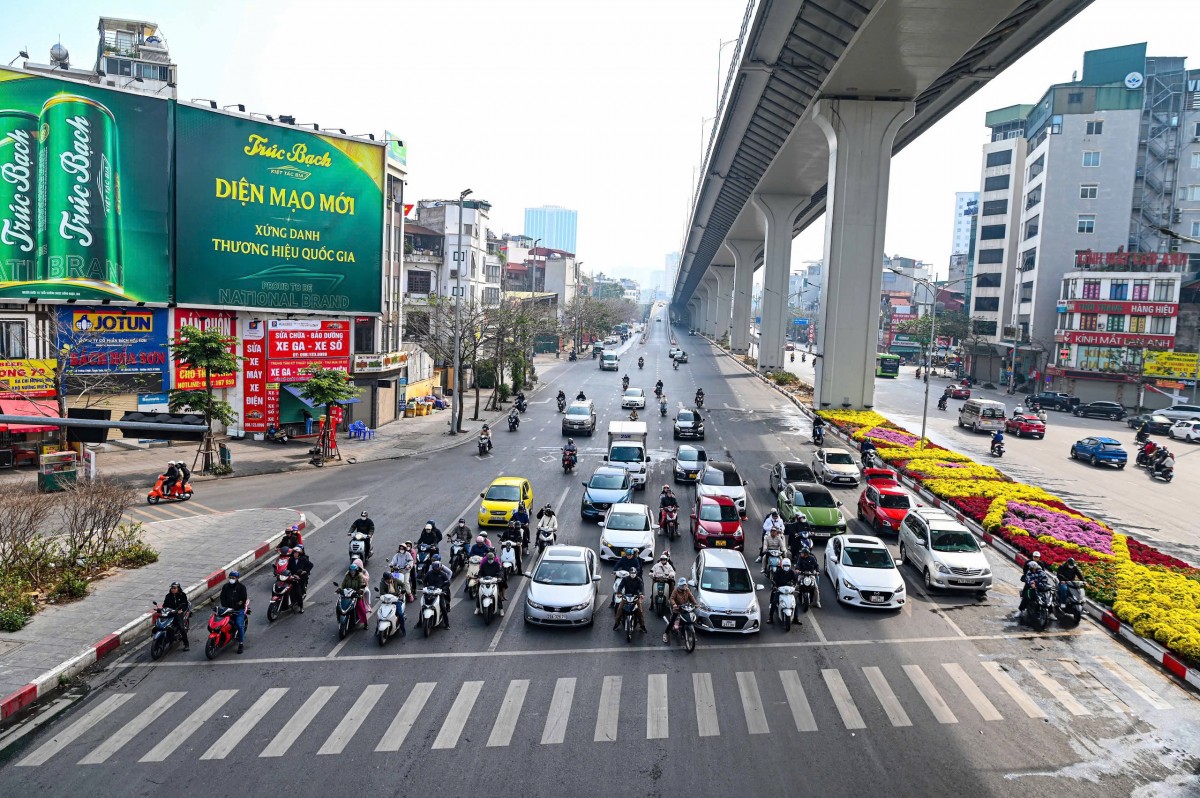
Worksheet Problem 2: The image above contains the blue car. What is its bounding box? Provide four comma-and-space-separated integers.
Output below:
580, 466, 634, 521
1069, 436, 1127, 469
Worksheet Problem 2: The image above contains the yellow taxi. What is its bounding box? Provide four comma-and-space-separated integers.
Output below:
477, 476, 534, 527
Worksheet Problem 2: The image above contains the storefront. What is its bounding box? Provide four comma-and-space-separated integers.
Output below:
351, 351, 408, 428
0, 367, 62, 467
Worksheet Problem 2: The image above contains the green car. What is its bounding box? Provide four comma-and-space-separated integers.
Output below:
777, 482, 847, 539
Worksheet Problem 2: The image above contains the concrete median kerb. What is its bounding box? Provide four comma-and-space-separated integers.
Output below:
0, 511, 307, 724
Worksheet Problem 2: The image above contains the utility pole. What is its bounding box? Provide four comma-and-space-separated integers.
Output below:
450, 188, 472, 435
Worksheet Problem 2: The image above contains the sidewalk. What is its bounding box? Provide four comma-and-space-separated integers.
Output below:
0, 353, 572, 489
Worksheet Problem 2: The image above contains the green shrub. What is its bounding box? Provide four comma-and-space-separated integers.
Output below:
769, 371, 799, 386
53, 571, 89, 601
0, 606, 29, 632
0, 575, 35, 631
115, 542, 159, 569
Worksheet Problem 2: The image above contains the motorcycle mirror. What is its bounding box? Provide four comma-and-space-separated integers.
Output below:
756, 584, 766, 591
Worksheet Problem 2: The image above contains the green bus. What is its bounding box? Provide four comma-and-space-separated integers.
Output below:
876, 353, 901, 378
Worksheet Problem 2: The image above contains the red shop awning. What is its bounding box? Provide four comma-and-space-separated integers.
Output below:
0, 397, 62, 433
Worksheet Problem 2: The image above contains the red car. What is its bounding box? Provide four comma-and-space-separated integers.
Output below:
863, 467, 899, 487
857, 483, 916, 535
1005, 413, 1046, 439
690, 494, 745, 551
949, 386, 971, 399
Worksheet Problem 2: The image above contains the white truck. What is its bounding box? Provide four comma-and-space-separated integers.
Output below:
604, 421, 649, 489
600, 350, 620, 371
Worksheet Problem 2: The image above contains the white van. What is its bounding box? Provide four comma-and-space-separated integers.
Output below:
600, 351, 619, 371
957, 398, 1006, 433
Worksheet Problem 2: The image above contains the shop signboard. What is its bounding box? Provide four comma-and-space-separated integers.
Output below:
54, 306, 168, 374
0, 67, 170, 303
1142, 350, 1200, 379
241, 319, 267, 433
174, 309, 238, 390
0, 358, 56, 397
1058, 331, 1174, 348
174, 105, 385, 313
352, 351, 407, 373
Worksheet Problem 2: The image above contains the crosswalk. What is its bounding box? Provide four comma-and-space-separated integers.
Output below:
127, 499, 225, 524
14, 656, 1174, 767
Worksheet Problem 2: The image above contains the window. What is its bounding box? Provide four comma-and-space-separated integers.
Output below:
1028, 156, 1045, 180
985, 150, 1012, 167
1024, 215, 1040, 240
983, 175, 1010, 192
1185, 186, 1200, 202
980, 224, 1006, 240
1192, 221, 1200, 238
1068, 92, 1084, 104
977, 248, 1004, 264
1154, 280, 1175, 301
1050, 114, 1063, 135
406, 270, 432, 294
973, 296, 1000, 312
1150, 316, 1172, 334
1079, 314, 1098, 331
1077, 214, 1096, 234
0, 320, 26, 358
981, 199, 1008, 216
1020, 248, 1037, 271
1191, 152, 1200, 170
1082, 151, 1101, 167
975, 273, 1002, 288
1109, 280, 1128, 300
1019, 281, 1034, 303
1025, 188, 1042, 210
354, 318, 374, 353
1083, 280, 1101, 299
1133, 280, 1150, 300
1106, 315, 1125, 332
971, 319, 998, 336
1194, 121, 1200, 138
1129, 316, 1146, 333
1080, 184, 1098, 199
1085, 120, 1104, 135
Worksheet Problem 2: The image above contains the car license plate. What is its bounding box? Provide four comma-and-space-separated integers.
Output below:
949, 579, 974, 586
869, 595, 884, 603
721, 620, 736, 628
550, 613, 566, 620
687, 472, 697, 478
715, 539, 726, 547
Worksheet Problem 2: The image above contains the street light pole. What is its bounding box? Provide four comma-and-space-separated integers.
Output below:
450, 188, 472, 435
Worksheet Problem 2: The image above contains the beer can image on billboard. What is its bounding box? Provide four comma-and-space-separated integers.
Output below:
0, 110, 38, 283
37, 94, 124, 295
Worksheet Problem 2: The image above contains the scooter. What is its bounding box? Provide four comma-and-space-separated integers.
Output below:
762, 548, 783, 576
536, 526, 556, 555
694, 394, 705, 409
348, 530, 370, 561
667, 603, 697, 653
659, 401, 668, 417
449, 540, 467, 576
508, 413, 520, 432
1054, 579, 1085, 627
420, 586, 445, 637
415, 543, 435, 586
798, 569, 820, 611
638, 358, 644, 370
150, 602, 190, 661
622, 377, 630, 391
990, 442, 1005, 458
1020, 577, 1055, 631
661, 506, 679, 540
333, 585, 363, 640
147, 474, 193, 504
937, 396, 948, 412
651, 577, 671, 616
616, 592, 639, 643
273, 550, 292, 577
267, 572, 300, 622
775, 585, 798, 632
376, 591, 405, 645
500, 540, 519, 580
515, 397, 528, 413
568, 351, 578, 362
813, 425, 825, 446
611, 569, 630, 610
464, 555, 482, 599
562, 450, 576, 473
557, 396, 567, 413
478, 435, 490, 456
1135, 444, 1156, 468
1151, 464, 1174, 483
672, 360, 679, 370
204, 604, 244, 660
862, 450, 880, 469
477, 576, 501, 625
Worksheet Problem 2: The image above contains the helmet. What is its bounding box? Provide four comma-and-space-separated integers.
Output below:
229, 570, 240, 579
568, 438, 574, 445
349, 564, 360, 572
770, 508, 779, 516
169, 581, 181, 590
1028, 561, 1042, 572
781, 558, 792, 568
360, 511, 369, 518
476, 535, 485, 544
658, 551, 671, 561
1065, 557, 1075, 566
427, 520, 435, 526
292, 544, 303, 552
457, 518, 466, 526
289, 525, 299, 532
485, 551, 496, 561
423, 523, 433, 532
1032, 551, 1041, 560
432, 554, 441, 562
352, 558, 364, 569
625, 548, 637, 557
167, 461, 175, 468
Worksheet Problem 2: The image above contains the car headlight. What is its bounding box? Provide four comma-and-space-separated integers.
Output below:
526, 599, 545, 610
981, 567, 991, 576
697, 601, 712, 612
934, 562, 951, 574
582, 497, 595, 508
568, 601, 591, 612
745, 600, 758, 613
895, 583, 906, 593
600, 538, 611, 549
842, 578, 858, 591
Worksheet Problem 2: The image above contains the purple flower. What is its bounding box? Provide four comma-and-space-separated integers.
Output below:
1003, 501, 1113, 554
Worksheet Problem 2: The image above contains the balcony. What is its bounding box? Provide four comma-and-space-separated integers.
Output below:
407, 252, 443, 265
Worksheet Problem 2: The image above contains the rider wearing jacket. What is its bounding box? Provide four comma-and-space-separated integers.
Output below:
286, 545, 313, 610
501, 521, 525, 571
1056, 557, 1084, 604
991, 430, 1005, 455
615, 548, 643, 576
613, 569, 647, 632
219, 572, 249, 653
350, 511, 375, 558
511, 504, 531, 547
561, 440, 578, 466
467, 535, 492, 559
423, 562, 451, 628
663, 578, 698, 644
160, 461, 180, 496
536, 506, 559, 543
650, 553, 676, 586
760, 510, 785, 561
418, 522, 443, 551
161, 582, 190, 650
387, 544, 415, 601
477, 550, 506, 611
768, 560, 799, 623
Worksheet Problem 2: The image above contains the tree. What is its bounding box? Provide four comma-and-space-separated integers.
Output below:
297, 366, 361, 440
167, 325, 242, 472
893, 309, 970, 344
407, 296, 493, 430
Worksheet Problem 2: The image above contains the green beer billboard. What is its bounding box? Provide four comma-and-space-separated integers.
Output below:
174, 106, 384, 313
0, 67, 170, 303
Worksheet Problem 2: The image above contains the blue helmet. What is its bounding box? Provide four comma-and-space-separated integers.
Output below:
432, 554, 442, 562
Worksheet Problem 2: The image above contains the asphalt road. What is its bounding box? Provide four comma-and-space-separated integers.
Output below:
2, 316, 1198, 797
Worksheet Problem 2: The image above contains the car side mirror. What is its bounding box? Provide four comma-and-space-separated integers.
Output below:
602, 455, 608, 461
479, 492, 485, 499
690, 513, 697, 520
643, 456, 650, 462
592, 575, 601, 582
581, 482, 587, 488
836, 501, 843, 507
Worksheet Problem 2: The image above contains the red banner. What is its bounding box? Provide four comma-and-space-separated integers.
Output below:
266, 319, 351, 361
1065, 300, 1177, 317
1057, 331, 1175, 348
175, 309, 238, 390
1074, 250, 1187, 269
241, 320, 267, 433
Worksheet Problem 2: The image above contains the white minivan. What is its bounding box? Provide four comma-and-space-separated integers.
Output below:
957, 398, 1006, 433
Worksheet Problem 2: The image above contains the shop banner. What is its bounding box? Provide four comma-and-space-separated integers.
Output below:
55, 306, 168, 374
174, 309, 238, 390
0, 67, 170, 303
0, 358, 56, 397
174, 105, 384, 313
242, 319, 267, 433
1143, 350, 1200, 379
266, 319, 350, 381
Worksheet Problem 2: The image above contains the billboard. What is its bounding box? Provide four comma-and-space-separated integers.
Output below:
242, 319, 267, 433
1142, 350, 1200, 379
54, 306, 168, 374
174, 105, 384, 313
173, 308, 238, 390
0, 359, 56, 397
266, 319, 350, 381
0, 67, 170, 303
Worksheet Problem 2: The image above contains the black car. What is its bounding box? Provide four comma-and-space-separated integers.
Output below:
769, 460, 818, 494
1126, 413, 1172, 435
1024, 391, 1079, 411
673, 408, 705, 440
1072, 401, 1126, 421
672, 445, 708, 483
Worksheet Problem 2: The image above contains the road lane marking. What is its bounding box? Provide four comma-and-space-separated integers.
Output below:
431, 681, 483, 749
594, 676, 621, 742
647, 674, 668, 739
18, 693, 135, 767
375, 682, 435, 752
862, 666, 912, 727
980, 662, 1046, 719
1019, 659, 1091, 716
201, 687, 287, 760
693, 673, 719, 737
487, 680, 529, 748
140, 689, 237, 762
318, 684, 387, 755
942, 663, 1002, 721
821, 669, 865, 729
779, 670, 817, 732
78, 692, 185, 764
260, 686, 338, 757
1058, 658, 1130, 715
540, 677, 576, 744
1094, 656, 1170, 710
903, 664, 958, 724
736, 672, 769, 735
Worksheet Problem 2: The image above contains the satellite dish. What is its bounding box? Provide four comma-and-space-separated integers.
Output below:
50, 43, 68, 64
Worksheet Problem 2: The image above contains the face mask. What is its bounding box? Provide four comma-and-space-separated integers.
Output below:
228, 578, 237, 585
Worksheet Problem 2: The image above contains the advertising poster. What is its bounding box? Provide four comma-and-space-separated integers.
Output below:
242, 319, 267, 433
0, 66, 170, 303
266, 318, 350, 381
1143, 350, 1200, 380
174, 105, 384, 313
0, 359, 56, 397
54, 306, 168, 375
174, 308, 238, 390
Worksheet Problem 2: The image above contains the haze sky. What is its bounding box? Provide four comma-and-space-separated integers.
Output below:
3, 0, 1196, 286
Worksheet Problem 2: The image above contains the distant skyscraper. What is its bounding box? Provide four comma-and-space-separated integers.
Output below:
524, 205, 578, 253
951, 191, 979, 258
665, 252, 681, 293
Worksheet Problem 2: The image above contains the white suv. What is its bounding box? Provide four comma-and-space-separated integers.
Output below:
696, 461, 747, 516
897, 508, 992, 597
1158, 404, 1200, 422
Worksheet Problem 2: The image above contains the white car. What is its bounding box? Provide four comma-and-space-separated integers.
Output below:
897, 508, 992, 596
689, 548, 762, 634
621, 388, 646, 409
695, 461, 747, 516
812, 447, 861, 487
1167, 420, 1200, 442
604, 336, 619, 346
523, 545, 601, 628
824, 534, 906, 609
1157, 404, 1200, 422
598, 502, 656, 562
669, 346, 683, 359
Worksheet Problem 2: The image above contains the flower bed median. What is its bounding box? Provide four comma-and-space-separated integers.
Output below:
818, 410, 1200, 668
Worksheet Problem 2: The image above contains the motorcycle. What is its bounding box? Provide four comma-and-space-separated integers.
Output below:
651, 577, 671, 616
348, 530, 370, 561
204, 605, 244, 660
615, 592, 639, 643
477, 576, 501, 625
568, 351, 578, 362
694, 394, 704, 409
638, 358, 644, 370
798, 569, 820, 612
515, 396, 528, 413
150, 602, 189, 661
1151, 464, 1174, 483
267, 572, 301, 622
813, 426, 825, 446
661, 506, 679, 540
415, 543, 435, 586
420, 586, 444, 637
775, 585, 798, 632
273, 550, 292, 577
465, 555, 482, 599
762, 547, 783, 576
937, 397, 948, 412
659, 401, 668, 417
333, 585, 363, 640
672, 360, 679, 370
862, 449, 880, 469
508, 412, 520, 432
1054, 579, 1085, 627
654, 386, 663, 398
1135, 444, 1157, 468
147, 474, 193, 504
478, 435, 490, 456
500, 541, 520, 580
667, 602, 697, 653
990, 443, 1004, 458
610, 569, 630, 610
449, 540, 467, 576
376, 591, 405, 645
1020, 577, 1055, 631
562, 450, 576, 473
536, 526, 556, 555
557, 396, 566, 413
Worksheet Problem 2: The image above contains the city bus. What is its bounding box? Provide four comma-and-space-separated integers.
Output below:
876, 353, 901, 378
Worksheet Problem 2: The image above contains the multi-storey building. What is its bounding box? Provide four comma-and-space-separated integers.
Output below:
21, 17, 178, 99
524, 205, 578, 254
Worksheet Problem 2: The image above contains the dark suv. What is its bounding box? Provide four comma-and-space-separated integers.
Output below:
1024, 391, 1079, 411
1072, 401, 1126, 421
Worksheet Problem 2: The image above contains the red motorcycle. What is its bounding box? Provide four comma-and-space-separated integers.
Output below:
205, 603, 246, 660
267, 573, 300, 621
661, 506, 679, 540
147, 474, 193, 504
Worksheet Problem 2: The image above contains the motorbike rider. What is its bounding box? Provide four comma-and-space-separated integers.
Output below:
650, 551, 676, 601
467, 535, 492, 559
768, 558, 799, 624
860, 437, 878, 464
638, 356, 644, 369
612, 567, 647, 632
418, 521, 443, 553
662, 577, 698, 644
786, 516, 813, 561
340, 563, 370, 629
576, 389, 587, 401
1155, 448, 1175, 476
174, 460, 192, 490
387, 543, 415, 602
654, 379, 664, 397
622, 374, 630, 390
160, 461, 180, 497
350, 511, 375, 559
1019, 561, 1050, 618
501, 520, 526, 572
280, 524, 303, 551
477, 549, 506, 613
508, 406, 521, 428
659, 394, 668, 415
511, 503, 531, 548
990, 429, 1005, 456
161, 581, 191, 651
759, 509, 785, 562
937, 393, 949, 411
480, 423, 493, 451
658, 485, 679, 528
286, 545, 313, 611
219, 570, 249, 654
562, 439, 579, 467
1018, 553, 1043, 611
615, 547, 643, 577
535, 504, 559, 545
694, 388, 704, 406
423, 558, 452, 628
1056, 557, 1084, 605
796, 547, 820, 577
448, 519, 472, 552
